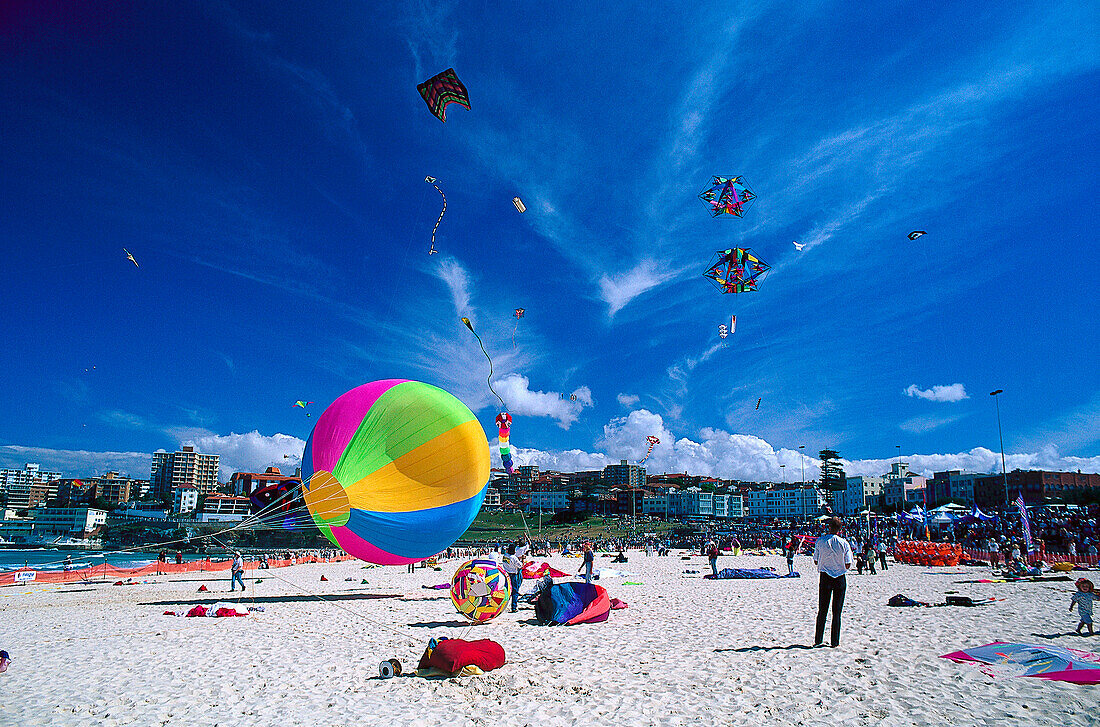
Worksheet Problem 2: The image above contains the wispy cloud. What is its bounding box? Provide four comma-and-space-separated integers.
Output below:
900, 413, 966, 434
598, 260, 678, 317
433, 256, 473, 316
904, 384, 969, 403
617, 393, 640, 409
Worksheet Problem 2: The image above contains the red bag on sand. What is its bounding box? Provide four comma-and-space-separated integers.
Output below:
320, 575, 328, 581
186, 605, 208, 617
197, 585, 208, 592
417, 639, 506, 673
113, 581, 124, 586
610, 598, 628, 610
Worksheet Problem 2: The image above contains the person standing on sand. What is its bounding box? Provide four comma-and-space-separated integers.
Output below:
785, 535, 798, 575
230, 552, 246, 592
877, 540, 888, 571
578, 543, 594, 584
1071, 578, 1097, 635
813, 517, 853, 648
707, 540, 720, 577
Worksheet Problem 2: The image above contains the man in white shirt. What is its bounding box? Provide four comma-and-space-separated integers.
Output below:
813, 518, 853, 647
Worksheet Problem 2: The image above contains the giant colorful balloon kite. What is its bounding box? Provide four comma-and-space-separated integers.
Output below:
703, 248, 770, 294
451, 559, 511, 622
698, 176, 756, 218
638, 435, 660, 464
424, 176, 446, 255
495, 412, 514, 474
300, 380, 490, 565
417, 68, 470, 123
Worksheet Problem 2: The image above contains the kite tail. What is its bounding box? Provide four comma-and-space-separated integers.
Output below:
429, 183, 446, 252
462, 318, 506, 409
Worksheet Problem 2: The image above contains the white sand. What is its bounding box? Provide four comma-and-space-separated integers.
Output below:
1, 551, 1096, 726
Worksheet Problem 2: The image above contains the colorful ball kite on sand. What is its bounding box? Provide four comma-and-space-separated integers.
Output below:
451, 559, 511, 622
300, 380, 490, 565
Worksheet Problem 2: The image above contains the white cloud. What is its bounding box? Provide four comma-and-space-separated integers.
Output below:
167, 428, 306, 477
492, 410, 1100, 483
597, 260, 677, 317
904, 383, 969, 402
617, 393, 640, 408
492, 374, 592, 429
843, 445, 1100, 480
0, 445, 152, 480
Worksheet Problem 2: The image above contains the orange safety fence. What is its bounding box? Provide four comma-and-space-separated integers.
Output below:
0, 554, 355, 586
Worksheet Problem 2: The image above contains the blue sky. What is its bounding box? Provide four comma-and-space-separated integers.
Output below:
1, 2, 1097, 481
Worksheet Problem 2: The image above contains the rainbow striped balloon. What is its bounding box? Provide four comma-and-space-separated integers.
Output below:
301, 380, 490, 565
451, 559, 511, 622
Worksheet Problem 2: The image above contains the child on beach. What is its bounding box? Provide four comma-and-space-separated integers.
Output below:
1070, 578, 1097, 635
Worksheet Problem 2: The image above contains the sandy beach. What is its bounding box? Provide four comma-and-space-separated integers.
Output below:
1, 551, 1095, 727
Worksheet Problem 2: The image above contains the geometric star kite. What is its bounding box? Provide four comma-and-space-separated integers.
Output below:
698, 176, 756, 218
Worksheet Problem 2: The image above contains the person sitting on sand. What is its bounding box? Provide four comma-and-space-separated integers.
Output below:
612, 550, 627, 563
1071, 578, 1097, 635
0, 650, 9, 674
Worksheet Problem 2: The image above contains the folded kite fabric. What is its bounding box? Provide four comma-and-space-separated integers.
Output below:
416, 638, 505, 674
704, 568, 800, 580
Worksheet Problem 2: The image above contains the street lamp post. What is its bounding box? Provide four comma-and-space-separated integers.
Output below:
799, 445, 805, 485
780, 464, 786, 484
990, 389, 1009, 506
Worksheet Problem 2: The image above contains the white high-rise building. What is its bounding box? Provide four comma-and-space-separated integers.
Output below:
151, 446, 219, 499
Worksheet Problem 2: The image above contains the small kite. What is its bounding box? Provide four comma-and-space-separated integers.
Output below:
461, 317, 505, 408
755, 398, 761, 410
512, 197, 526, 213
424, 176, 446, 255
703, 248, 770, 294
718, 324, 728, 339
417, 68, 470, 123
495, 412, 514, 475
512, 308, 525, 348
638, 435, 660, 465
698, 176, 756, 218
293, 400, 314, 417
908, 230, 927, 240
793, 241, 805, 251
123, 248, 139, 268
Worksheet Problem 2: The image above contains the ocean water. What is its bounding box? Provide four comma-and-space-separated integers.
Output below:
0, 549, 207, 572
